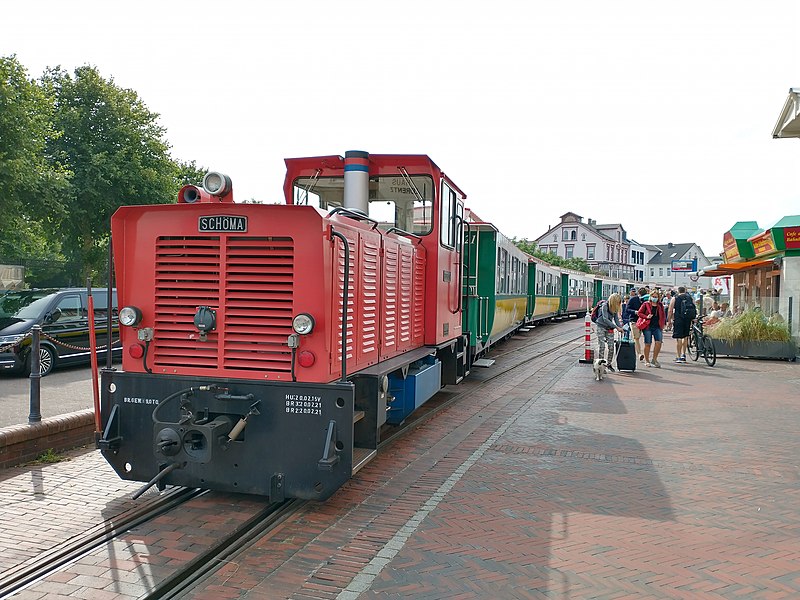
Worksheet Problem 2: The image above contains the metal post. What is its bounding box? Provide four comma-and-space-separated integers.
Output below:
28, 325, 42, 423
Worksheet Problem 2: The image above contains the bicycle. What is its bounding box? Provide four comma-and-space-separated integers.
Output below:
687, 315, 716, 366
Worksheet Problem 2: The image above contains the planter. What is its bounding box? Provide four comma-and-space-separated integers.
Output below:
711, 339, 797, 361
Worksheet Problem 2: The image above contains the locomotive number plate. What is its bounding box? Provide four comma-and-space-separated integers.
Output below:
199, 215, 248, 232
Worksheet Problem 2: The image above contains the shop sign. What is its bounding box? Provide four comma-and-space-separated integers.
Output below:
784, 226, 800, 249
749, 230, 777, 258
711, 276, 730, 295
671, 259, 697, 272
722, 232, 738, 262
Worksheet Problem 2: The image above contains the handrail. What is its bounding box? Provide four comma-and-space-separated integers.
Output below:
330, 227, 351, 382
384, 227, 423, 244
328, 206, 378, 229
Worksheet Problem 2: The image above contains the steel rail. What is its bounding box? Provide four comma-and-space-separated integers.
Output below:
144, 499, 302, 599
0, 487, 203, 599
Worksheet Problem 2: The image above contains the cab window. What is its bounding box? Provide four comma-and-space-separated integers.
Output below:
292, 175, 434, 236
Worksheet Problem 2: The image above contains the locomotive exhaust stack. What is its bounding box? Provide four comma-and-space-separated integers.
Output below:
343, 150, 369, 213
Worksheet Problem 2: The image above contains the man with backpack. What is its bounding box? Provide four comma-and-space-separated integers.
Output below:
667, 286, 697, 363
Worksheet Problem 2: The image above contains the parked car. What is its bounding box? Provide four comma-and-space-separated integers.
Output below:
0, 288, 119, 376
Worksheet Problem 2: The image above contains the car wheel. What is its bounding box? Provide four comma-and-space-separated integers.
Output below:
26, 345, 56, 376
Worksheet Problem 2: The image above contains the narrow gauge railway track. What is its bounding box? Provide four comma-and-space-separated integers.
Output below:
0, 487, 202, 599
144, 499, 300, 599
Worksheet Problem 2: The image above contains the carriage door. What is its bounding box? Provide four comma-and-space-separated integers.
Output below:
439, 181, 463, 341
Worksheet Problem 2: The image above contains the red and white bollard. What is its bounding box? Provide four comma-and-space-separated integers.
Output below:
579, 308, 594, 364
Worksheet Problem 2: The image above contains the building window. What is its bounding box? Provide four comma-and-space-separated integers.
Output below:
586, 245, 595, 260
650, 268, 654, 277
553, 234, 557, 242
565, 245, 574, 259
659, 268, 663, 276
581, 233, 586, 241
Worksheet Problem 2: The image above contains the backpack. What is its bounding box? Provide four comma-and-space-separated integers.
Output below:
681, 295, 697, 320
590, 301, 605, 323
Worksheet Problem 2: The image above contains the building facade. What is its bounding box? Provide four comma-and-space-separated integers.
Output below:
532, 213, 717, 289
533, 213, 639, 280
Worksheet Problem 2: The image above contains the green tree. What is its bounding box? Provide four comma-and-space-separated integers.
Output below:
512, 238, 595, 274
177, 160, 207, 186
0, 55, 68, 261
42, 65, 181, 280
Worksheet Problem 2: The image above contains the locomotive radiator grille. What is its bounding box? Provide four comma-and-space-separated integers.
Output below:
382, 245, 398, 353
223, 236, 294, 372
399, 249, 413, 345
154, 236, 222, 368
413, 253, 426, 344
152, 235, 294, 372
359, 239, 379, 361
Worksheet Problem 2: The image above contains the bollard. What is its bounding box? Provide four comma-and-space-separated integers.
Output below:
578, 309, 594, 364
28, 325, 42, 423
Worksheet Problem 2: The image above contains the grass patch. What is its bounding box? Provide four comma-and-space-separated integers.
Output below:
29, 448, 67, 464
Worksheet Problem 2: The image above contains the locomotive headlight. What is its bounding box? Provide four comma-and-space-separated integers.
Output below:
119, 306, 143, 327
202, 171, 232, 197
292, 313, 315, 335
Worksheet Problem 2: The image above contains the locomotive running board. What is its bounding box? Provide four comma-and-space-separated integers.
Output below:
352, 447, 377, 474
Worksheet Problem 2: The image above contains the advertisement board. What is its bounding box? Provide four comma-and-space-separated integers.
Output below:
671, 259, 697, 272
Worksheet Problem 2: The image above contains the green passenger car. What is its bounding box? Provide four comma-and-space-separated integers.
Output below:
462, 223, 529, 356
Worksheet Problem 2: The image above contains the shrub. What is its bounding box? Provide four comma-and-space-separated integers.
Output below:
707, 310, 791, 342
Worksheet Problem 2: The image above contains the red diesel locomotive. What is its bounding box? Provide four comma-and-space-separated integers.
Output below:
98, 151, 473, 500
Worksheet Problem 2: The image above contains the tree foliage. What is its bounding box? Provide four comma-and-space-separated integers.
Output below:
513, 238, 594, 273
40, 65, 186, 279
176, 160, 208, 186
0, 56, 68, 261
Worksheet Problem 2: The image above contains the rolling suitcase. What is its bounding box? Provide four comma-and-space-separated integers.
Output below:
615, 339, 637, 372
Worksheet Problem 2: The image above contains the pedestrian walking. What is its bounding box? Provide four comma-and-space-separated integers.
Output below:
667, 285, 695, 363
637, 290, 666, 367
595, 292, 625, 371
626, 287, 645, 361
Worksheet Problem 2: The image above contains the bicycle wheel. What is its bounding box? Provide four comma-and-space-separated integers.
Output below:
689, 332, 700, 361
702, 335, 716, 367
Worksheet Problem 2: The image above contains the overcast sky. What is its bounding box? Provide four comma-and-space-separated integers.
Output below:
4, 1, 799, 257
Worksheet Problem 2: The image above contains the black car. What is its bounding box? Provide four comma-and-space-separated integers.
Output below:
0, 288, 119, 376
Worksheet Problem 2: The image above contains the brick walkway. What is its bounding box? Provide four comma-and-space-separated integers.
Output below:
193, 337, 800, 599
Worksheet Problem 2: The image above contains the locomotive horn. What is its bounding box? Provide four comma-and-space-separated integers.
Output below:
178, 184, 204, 203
